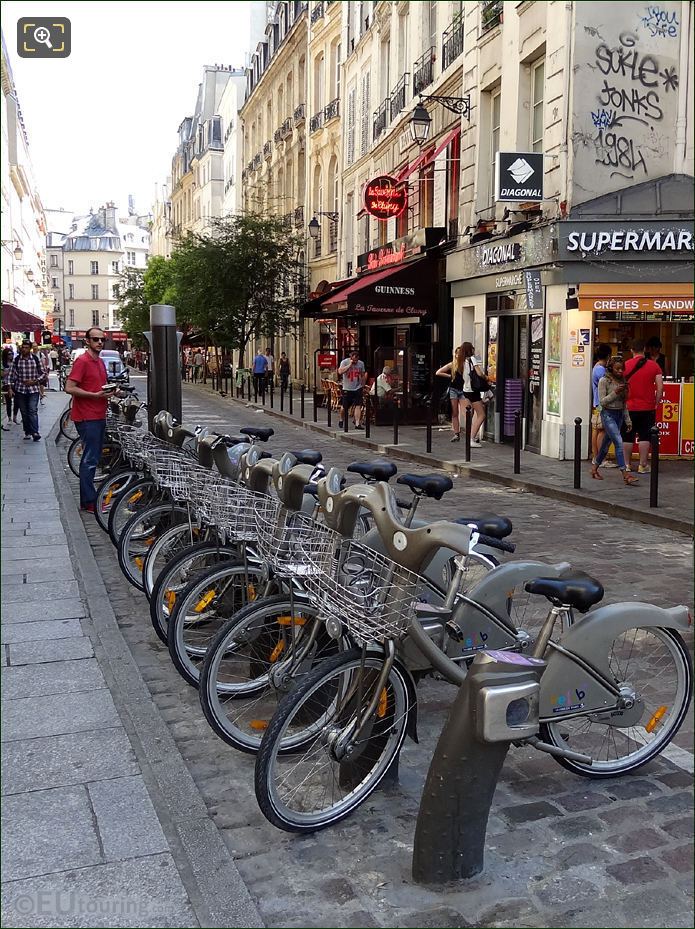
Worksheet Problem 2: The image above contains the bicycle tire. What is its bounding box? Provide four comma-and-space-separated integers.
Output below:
95, 468, 141, 533
117, 502, 189, 591
542, 627, 692, 778
199, 595, 343, 755
142, 519, 205, 600
255, 648, 410, 833
149, 541, 240, 644
59, 407, 78, 441
167, 561, 265, 688
107, 477, 158, 545
67, 436, 120, 482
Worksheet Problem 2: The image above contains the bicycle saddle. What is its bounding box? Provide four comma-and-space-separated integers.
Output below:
347, 460, 397, 482
455, 514, 513, 539
290, 449, 322, 466
239, 426, 274, 442
396, 473, 453, 499
524, 574, 604, 613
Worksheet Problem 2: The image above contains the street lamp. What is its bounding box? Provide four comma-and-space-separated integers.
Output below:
308, 211, 340, 240
409, 94, 472, 146
410, 103, 432, 145
1, 240, 24, 260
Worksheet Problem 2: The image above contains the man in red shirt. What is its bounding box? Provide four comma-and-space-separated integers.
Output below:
65, 327, 111, 512
623, 339, 663, 474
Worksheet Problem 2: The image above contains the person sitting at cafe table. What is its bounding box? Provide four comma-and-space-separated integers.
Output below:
369, 365, 397, 404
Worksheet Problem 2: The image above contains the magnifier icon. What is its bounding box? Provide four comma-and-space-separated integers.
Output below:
33, 26, 53, 49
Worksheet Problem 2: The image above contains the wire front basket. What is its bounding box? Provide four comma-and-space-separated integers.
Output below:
148, 447, 198, 501
305, 540, 433, 645
254, 498, 341, 578
207, 481, 266, 542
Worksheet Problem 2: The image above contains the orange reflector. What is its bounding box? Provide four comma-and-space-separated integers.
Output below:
104, 489, 114, 506
277, 615, 307, 626
269, 640, 285, 663
247, 584, 257, 601
645, 706, 668, 733
134, 557, 144, 570
250, 720, 269, 731
377, 687, 388, 718
194, 589, 216, 613
165, 590, 176, 612
129, 490, 143, 504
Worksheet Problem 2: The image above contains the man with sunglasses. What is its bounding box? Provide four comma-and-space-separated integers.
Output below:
65, 328, 112, 512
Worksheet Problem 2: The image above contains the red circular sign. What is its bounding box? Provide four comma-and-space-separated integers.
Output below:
364, 175, 407, 221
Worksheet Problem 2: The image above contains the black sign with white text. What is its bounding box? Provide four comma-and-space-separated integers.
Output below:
495, 152, 544, 202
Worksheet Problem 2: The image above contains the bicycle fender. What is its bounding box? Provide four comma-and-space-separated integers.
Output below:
540, 602, 690, 720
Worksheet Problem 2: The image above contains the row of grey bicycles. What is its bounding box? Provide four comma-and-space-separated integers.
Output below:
61, 396, 692, 833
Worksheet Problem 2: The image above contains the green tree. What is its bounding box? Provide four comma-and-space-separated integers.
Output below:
114, 255, 178, 346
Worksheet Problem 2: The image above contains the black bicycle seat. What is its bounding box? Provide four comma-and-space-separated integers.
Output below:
347, 460, 397, 482
290, 449, 323, 466
455, 514, 513, 539
524, 574, 604, 613
222, 435, 248, 447
239, 427, 274, 442
397, 473, 453, 499
259, 450, 273, 460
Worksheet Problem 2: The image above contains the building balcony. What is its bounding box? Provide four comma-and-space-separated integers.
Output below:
442, 11, 465, 70
253, 153, 262, 170
247, 160, 254, 174
324, 98, 339, 123
481, 0, 503, 33
263, 140, 272, 159
390, 73, 409, 121
282, 212, 293, 230
280, 116, 294, 139
274, 128, 283, 145
413, 47, 435, 96
294, 206, 304, 227
310, 109, 324, 133
294, 103, 306, 125
373, 98, 389, 141
310, 1, 324, 24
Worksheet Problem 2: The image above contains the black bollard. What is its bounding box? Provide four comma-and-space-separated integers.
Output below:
364, 394, 371, 439
289, 383, 293, 415
513, 409, 522, 474
313, 386, 318, 423
270, 384, 274, 409
392, 401, 399, 445
262, 384, 266, 406
280, 384, 284, 411
426, 401, 432, 454
573, 417, 582, 489
649, 425, 660, 508
464, 406, 472, 462
344, 403, 349, 433
300, 384, 305, 419
254, 380, 258, 404
327, 396, 332, 428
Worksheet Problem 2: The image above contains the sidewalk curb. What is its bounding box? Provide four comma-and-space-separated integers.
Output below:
45, 421, 264, 929
195, 383, 693, 536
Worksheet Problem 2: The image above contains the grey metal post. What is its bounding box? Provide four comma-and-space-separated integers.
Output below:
143, 304, 182, 431
412, 650, 544, 884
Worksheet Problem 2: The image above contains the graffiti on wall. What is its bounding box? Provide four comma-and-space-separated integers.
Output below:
572, 3, 681, 202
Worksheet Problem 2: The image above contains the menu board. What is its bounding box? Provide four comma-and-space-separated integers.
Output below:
410, 351, 430, 400
681, 383, 694, 456
625, 382, 694, 457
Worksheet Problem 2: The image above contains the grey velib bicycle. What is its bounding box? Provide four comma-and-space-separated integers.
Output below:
254, 474, 692, 832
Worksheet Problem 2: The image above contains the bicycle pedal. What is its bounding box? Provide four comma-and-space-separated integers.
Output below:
446, 619, 464, 642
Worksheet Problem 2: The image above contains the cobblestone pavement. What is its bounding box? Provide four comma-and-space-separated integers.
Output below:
57, 379, 693, 928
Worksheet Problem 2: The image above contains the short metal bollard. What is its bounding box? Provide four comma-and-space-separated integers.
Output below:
574, 417, 582, 489
289, 383, 293, 415
327, 397, 332, 428
364, 394, 371, 439
344, 405, 349, 433
392, 401, 399, 445
513, 409, 522, 474
313, 386, 318, 423
300, 384, 305, 419
253, 381, 258, 404
270, 385, 274, 409
649, 425, 660, 508
280, 385, 284, 411
426, 402, 432, 454
412, 650, 545, 883
464, 406, 472, 462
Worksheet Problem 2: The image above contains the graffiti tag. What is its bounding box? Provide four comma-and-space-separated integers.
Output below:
641, 5, 679, 38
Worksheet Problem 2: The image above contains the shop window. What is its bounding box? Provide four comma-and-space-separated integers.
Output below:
446, 132, 461, 238
486, 89, 501, 206
531, 59, 544, 153
420, 163, 434, 228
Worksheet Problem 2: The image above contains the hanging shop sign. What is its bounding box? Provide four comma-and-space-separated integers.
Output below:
364, 175, 407, 221
317, 352, 338, 368
357, 227, 445, 273
559, 222, 694, 261
524, 270, 544, 310
495, 152, 544, 202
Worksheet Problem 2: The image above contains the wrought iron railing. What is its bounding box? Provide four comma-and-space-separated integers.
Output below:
294, 103, 306, 124
481, 0, 503, 33
263, 140, 272, 159
413, 47, 435, 96
390, 74, 409, 121
280, 116, 294, 138
373, 99, 389, 141
442, 11, 465, 69
294, 206, 304, 227
324, 98, 339, 122
310, 109, 324, 133
253, 153, 262, 170
274, 128, 282, 144
310, 1, 324, 24
247, 160, 254, 174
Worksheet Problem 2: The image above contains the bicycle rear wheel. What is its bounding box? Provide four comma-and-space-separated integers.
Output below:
117, 503, 188, 591
142, 520, 206, 600
255, 648, 410, 833
59, 406, 78, 441
542, 626, 692, 777
67, 436, 120, 481
95, 469, 140, 532
107, 477, 158, 545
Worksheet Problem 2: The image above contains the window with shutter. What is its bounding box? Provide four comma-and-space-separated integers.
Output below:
360, 70, 370, 157
347, 86, 356, 165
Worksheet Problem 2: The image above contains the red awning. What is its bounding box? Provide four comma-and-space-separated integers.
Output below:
1, 301, 44, 331
397, 127, 461, 182
321, 263, 413, 307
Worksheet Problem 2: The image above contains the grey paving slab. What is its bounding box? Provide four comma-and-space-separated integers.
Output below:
1, 727, 139, 795
2, 658, 105, 699
8, 636, 93, 665
1, 785, 103, 881
1, 598, 86, 623
2, 563, 76, 582
0, 534, 69, 548
0, 549, 73, 564
0, 854, 199, 927
2, 689, 120, 741
88, 775, 169, 862
1, 580, 80, 603
0, 618, 84, 643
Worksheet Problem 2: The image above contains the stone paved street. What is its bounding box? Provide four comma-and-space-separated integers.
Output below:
37, 378, 693, 928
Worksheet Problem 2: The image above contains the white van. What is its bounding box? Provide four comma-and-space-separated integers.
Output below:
100, 350, 129, 381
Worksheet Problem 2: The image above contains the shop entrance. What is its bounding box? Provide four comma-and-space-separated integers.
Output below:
364, 322, 435, 425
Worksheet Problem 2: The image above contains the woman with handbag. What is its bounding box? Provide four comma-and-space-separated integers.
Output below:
435, 342, 487, 445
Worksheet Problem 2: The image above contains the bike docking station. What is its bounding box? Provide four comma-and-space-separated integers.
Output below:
144, 304, 183, 431
412, 650, 546, 884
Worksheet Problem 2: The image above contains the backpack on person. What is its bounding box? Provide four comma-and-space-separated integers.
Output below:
468, 358, 494, 399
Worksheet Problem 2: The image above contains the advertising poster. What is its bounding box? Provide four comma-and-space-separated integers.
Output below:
548, 313, 561, 363
680, 384, 694, 456
547, 365, 561, 415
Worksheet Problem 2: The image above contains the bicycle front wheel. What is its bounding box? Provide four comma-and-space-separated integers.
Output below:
95, 469, 140, 532
255, 648, 410, 833
59, 407, 78, 441
142, 520, 205, 600
117, 503, 189, 591
107, 477, 158, 545
542, 626, 692, 778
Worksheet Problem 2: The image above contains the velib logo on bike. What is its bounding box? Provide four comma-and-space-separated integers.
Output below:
495, 151, 544, 202
551, 686, 587, 713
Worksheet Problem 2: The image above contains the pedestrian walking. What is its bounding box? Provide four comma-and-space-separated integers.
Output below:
264, 347, 275, 388
252, 350, 268, 396
10, 340, 48, 440
65, 327, 113, 512
2, 346, 19, 428
35, 345, 51, 403
338, 350, 366, 429
591, 357, 639, 486
623, 339, 663, 474
49, 346, 59, 370
279, 352, 291, 391
192, 349, 205, 383
436, 343, 486, 444
591, 343, 617, 468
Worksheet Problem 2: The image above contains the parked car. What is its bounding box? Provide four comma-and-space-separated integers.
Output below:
100, 350, 129, 382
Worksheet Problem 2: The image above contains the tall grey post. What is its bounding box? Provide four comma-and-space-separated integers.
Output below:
144, 304, 182, 431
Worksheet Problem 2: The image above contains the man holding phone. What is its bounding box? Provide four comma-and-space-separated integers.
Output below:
9, 340, 48, 441
65, 327, 113, 512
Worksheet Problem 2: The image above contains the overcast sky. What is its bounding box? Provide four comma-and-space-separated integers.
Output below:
4, 1, 252, 221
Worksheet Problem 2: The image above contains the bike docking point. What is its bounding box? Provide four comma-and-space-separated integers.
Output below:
412, 650, 546, 884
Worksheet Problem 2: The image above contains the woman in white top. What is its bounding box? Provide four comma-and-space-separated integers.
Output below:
436, 342, 486, 445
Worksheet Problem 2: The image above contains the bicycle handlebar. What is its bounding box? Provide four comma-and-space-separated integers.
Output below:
476, 534, 515, 554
